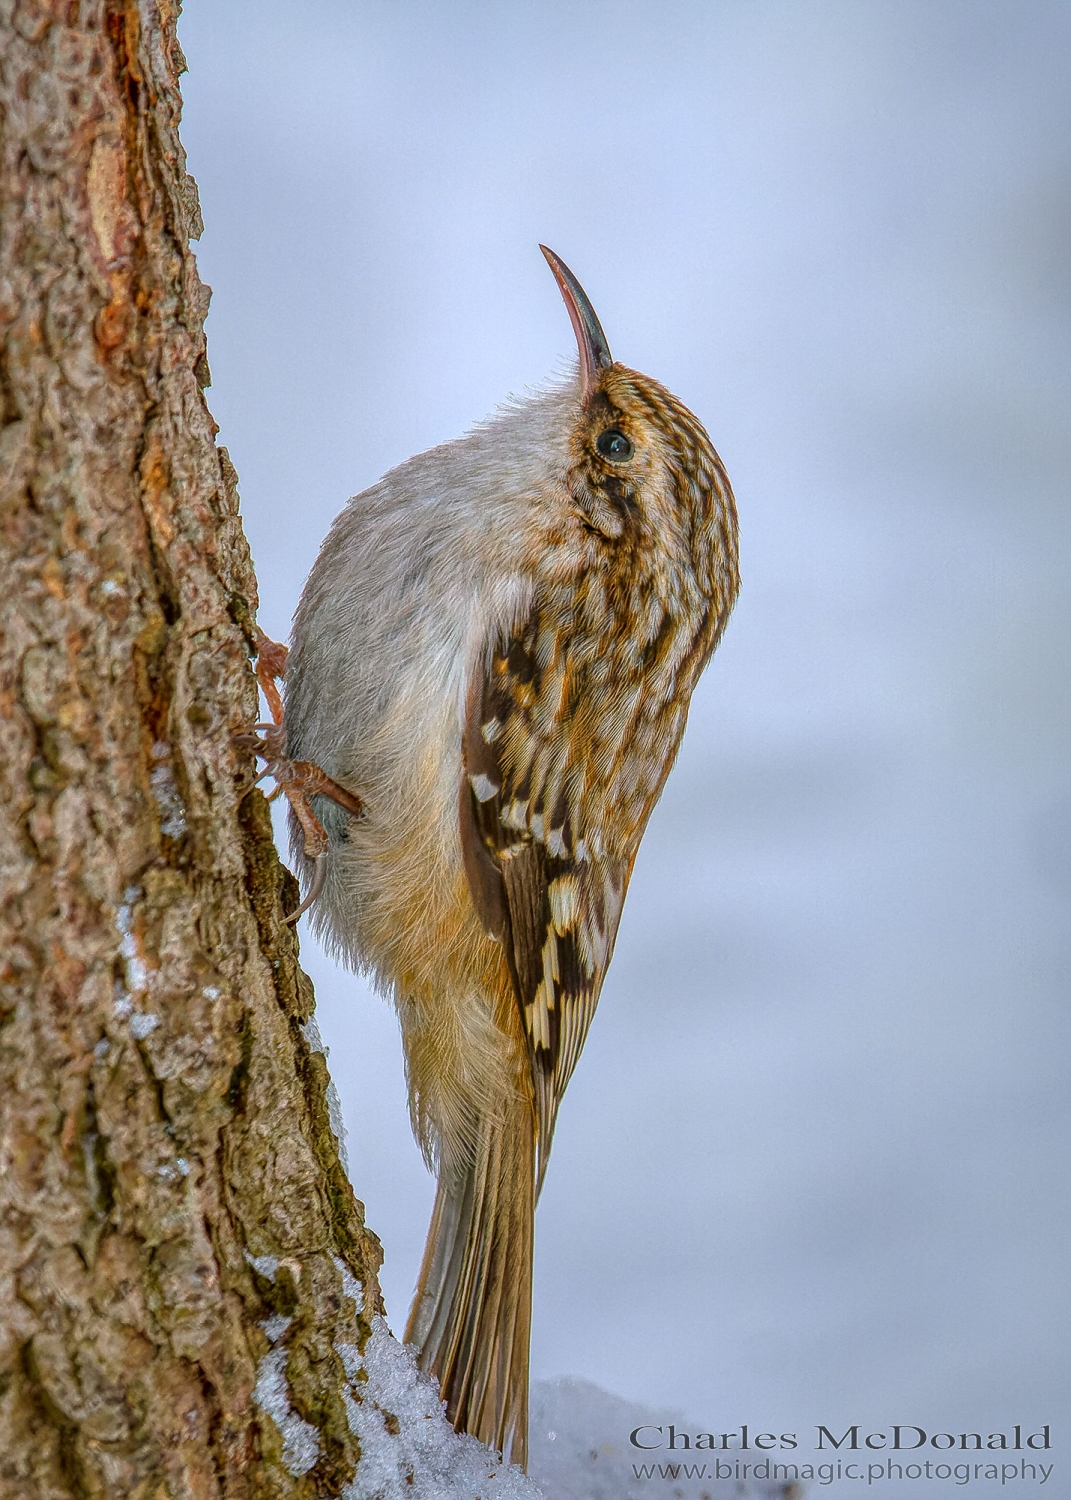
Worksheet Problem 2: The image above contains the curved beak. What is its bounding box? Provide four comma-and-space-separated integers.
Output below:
539, 245, 613, 399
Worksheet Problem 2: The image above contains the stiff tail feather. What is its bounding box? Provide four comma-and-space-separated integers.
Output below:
406, 1097, 534, 1469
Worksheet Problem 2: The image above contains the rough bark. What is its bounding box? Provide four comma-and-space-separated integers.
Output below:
0, 2, 384, 1494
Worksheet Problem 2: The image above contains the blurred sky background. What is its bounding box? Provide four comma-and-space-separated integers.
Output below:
178, 0, 1069, 1483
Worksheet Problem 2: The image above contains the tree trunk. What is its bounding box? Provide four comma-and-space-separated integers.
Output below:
0, 3, 386, 1493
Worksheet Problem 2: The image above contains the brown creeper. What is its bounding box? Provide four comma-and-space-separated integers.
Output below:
280, 247, 739, 1468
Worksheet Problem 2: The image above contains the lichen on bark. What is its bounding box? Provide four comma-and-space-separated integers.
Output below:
0, 2, 384, 1493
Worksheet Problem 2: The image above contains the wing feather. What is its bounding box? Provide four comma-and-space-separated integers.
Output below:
459, 616, 628, 1188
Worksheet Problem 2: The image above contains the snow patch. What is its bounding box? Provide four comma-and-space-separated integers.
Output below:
302, 1014, 350, 1172
114, 889, 153, 1013
334, 1318, 540, 1499
332, 1253, 364, 1315
301, 1015, 325, 1054
254, 1347, 322, 1478
245, 1251, 281, 1281
262, 1314, 292, 1344
124, 956, 149, 992
150, 740, 187, 837
129, 1012, 160, 1039
155, 1157, 191, 1182
528, 1377, 794, 1499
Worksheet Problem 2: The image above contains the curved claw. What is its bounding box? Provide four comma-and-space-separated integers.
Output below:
283, 850, 328, 925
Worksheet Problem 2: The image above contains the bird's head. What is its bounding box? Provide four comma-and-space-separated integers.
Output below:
539, 245, 736, 606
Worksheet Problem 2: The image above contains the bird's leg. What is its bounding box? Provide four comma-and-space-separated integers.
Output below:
243, 627, 363, 923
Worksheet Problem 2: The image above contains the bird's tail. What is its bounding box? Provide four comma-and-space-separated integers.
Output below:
405, 1095, 534, 1470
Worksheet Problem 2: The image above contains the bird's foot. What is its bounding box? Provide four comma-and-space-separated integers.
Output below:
243, 628, 363, 923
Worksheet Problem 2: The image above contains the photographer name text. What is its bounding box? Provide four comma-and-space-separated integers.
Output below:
629, 1423, 1051, 1453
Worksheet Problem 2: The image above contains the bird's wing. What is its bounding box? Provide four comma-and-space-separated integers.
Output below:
460, 614, 630, 1188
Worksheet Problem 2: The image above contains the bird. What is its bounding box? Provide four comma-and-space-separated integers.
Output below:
262, 246, 739, 1469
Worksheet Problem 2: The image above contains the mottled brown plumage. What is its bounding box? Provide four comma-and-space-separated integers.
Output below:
274, 248, 739, 1468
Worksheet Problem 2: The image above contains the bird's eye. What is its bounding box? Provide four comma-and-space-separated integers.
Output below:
596, 429, 634, 462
